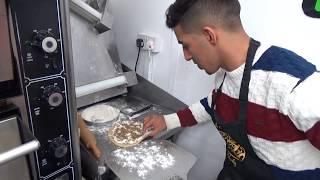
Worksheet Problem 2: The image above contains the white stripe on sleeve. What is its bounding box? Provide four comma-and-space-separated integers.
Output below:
189, 102, 212, 123
164, 113, 181, 130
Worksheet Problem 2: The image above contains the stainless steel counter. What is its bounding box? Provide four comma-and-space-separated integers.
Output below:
81, 95, 195, 180
106, 140, 196, 180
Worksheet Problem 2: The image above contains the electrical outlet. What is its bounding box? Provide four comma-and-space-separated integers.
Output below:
137, 33, 162, 53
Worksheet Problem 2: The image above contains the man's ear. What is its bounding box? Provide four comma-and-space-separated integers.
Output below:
202, 26, 217, 45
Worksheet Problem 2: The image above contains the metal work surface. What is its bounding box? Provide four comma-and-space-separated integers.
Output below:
80, 95, 196, 180
83, 95, 181, 138
107, 140, 196, 180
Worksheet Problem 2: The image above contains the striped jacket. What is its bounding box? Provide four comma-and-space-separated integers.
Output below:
164, 43, 320, 179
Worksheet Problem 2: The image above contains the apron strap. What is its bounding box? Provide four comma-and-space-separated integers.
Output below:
209, 73, 226, 124
211, 39, 260, 125
238, 39, 260, 125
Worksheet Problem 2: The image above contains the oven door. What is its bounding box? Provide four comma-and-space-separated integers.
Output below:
0, 115, 40, 180
0, 0, 21, 100
0, 0, 14, 83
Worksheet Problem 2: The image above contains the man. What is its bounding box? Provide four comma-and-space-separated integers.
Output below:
143, 0, 320, 179
78, 114, 101, 159
78, 113, 102, 180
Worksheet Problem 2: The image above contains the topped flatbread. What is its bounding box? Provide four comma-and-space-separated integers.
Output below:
108, 120, 144, 148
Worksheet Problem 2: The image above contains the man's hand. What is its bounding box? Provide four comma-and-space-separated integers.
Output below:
78, 113, 101, 159
143, 114, 167, 137
86, 142, 101, 159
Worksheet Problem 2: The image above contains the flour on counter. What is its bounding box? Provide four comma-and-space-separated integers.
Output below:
111, 141, 175, 179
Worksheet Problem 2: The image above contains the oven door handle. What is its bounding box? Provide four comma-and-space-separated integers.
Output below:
0, 117, 40, 165
0, 140, 40, 165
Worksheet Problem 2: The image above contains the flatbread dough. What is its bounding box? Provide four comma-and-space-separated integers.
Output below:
108, 121, 144, 148
81, 104, 120, 123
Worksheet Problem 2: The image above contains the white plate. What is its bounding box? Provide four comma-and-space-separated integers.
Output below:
81, 104, 120, 124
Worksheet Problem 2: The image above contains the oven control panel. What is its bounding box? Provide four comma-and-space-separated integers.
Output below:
10, 0, 80, 179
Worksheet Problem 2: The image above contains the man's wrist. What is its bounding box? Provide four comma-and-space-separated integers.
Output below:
164, 113, 181, 130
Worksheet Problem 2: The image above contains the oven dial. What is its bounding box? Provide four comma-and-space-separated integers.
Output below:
49, 137, 68, 159
42, 85, 63, 107
31, 30, 58, 53
42, 36, 57, 53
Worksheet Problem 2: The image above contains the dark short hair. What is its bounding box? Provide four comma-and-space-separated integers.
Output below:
166, 0, 241, 32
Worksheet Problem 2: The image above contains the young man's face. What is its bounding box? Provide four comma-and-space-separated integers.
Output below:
173, 24, 221, 75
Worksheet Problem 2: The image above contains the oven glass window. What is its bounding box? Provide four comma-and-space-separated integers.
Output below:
0, 0, 20, 99
0, 0, 13, 82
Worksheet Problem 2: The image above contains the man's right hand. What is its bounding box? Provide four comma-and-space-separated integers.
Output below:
143, 114, 167, 137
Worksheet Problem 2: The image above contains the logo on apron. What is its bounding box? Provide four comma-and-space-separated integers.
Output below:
215, 123, 246, 167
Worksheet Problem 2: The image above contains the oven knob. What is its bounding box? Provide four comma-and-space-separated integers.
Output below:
49, 137, 68, 159
42, 85, 63, 107
41, 37, 58, 53
31, 30, 58, 53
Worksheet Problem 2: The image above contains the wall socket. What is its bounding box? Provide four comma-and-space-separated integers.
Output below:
137, 33, 162, 53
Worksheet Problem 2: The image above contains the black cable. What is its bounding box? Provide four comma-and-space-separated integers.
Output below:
134, 46, 142, 72
135, 38, 144, 72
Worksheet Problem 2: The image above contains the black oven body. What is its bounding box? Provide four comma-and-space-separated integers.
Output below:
2, 0, 81, 179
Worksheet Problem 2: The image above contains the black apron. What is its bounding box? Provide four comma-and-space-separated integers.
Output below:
210, 39, 274, 180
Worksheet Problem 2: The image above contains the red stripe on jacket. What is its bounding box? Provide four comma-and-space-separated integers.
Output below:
214, 92, 306, 142
306, 122, 320, 149
177, 108, 197, 127
176, 91, 316, 144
